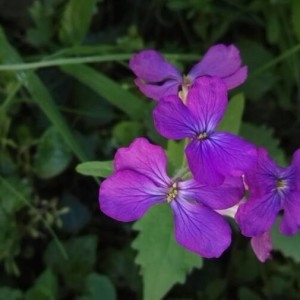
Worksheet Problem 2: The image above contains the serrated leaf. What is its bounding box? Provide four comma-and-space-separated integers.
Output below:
132, 204, 203, 300
271, 219, 300, 263
25, 269, 58, 300
240, 123, 286, 166
79, 273, 116, 300
218, 92, 245, 134
44, 235, 98, 290
76, 161, 113, 177
34, 127, 73, 179
59, 0, 98, 45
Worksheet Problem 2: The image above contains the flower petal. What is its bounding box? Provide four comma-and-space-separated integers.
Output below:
186, 76, 228, 131
245, 148, 280, 196
179, 176, 244, 209
129, 50, 181, 83
188, 44, 247, 89
114, 138, 170, 186
99, 170, 165, 222
134, 78, 180, 101
235, 193, 281, 237
291, 148, 300, 190
250, 232, 272, 263
222, 66, 248, 89
280, 191, 300, 235
171, 198, 231, 258
153, 95, 197, 139
185, 132, 257, 185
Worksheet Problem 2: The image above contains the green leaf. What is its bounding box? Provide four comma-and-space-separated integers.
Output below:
59, 0, 98, 45
25, 269, 58, 300
292, 0, 300, 42
0, 26, 89, 162
239, 40, 276, 100
44, 235, 98, 290
218, 93, 245, 134
166, 139, 185, 175
34, 127, 73, 179
61, 64, 145, 120
271, 220, 300, 263
60, 194, 91, 233
26, 0, 53, 47
112, 121, 143, 146
0, 288, 23, 300
238, 287, 261, 300
0, 176, 32, 213
76, 161, 113, 178
79, 273, 116, 300
132, 204, 203, 300
240, 123, 286, 166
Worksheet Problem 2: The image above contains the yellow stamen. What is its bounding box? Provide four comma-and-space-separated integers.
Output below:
276, 179, 286, 191
197, 132, 208, 140
166, 182, 178, 203
178, 75, 192, 104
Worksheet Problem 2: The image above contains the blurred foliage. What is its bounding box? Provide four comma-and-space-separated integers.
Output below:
0, 0, 300, 299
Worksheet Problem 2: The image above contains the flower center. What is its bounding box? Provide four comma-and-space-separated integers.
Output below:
166, 182, 178, 203
276, 178, 287, 191
178, 75, 192, 104
197, 132, 208, 140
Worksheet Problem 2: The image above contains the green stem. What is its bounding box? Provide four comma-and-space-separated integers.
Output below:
0, 53, 200, 71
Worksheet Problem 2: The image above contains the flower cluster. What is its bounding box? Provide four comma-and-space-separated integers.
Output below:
98, 44, 300, 261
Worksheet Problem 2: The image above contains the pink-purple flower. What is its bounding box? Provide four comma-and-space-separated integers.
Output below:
129, 44, 247, 101
99, 138, 245, 258
236, 147, 300, 237
153, 76, 257, 186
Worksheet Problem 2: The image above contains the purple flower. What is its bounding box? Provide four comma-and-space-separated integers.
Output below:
236, 147, 300, 237
99, 138, 245, 258
129, 44, 247, 101
153, 76, 257, 186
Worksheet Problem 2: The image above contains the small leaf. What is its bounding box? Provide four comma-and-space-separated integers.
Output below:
79, 273, 116, 300
59, 0, 98, 45
132, 204, 203, 300
76, 161, 113, 178
218, 92, 245, 134
25, 269, 58, 300
34, 127, 73, 179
